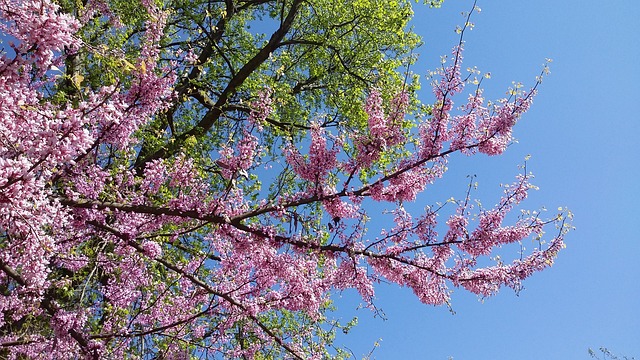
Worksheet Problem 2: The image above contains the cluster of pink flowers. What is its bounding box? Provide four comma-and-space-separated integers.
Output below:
351, 89, 407, 170
248, 88, 274, 128
217, 91, 273, 179
0, 0, 80, 75
285, 124, 339, 184
217, 129, 259, 179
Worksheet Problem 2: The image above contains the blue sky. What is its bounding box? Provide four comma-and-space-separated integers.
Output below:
334, 1, 640, 359
2, 1, 636, 359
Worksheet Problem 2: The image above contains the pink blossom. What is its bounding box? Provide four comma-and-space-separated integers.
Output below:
217, 128, 259, 179
248, 88, 274, 128
285, 124, 338, 183
141, 240, 162, 258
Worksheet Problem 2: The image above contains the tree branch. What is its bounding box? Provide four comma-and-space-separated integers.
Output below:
135, 0, 304, 170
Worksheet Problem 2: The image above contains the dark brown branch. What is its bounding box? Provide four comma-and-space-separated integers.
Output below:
0, 260, 26, 286
59, 197, 226, 224
278, 39, 370, 85
0, 260, 97, 358
224, 104, 312, 130
135, 0, 304, 170
86, 220, 305, 360
135, 0, 235, 164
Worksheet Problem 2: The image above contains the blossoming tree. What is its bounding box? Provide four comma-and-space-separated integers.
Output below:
0, 0, 570, 358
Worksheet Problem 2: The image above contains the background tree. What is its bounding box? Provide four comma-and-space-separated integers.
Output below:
0, 0, 570, 358
589, 347, 637, 360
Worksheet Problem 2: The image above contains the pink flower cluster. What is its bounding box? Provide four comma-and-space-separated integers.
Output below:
351, 90, 407, 170
285, 124, 339, 184
419, 44, 539, 158
0, 0, 80, 75
248, 88, 274, 128
217, 129, 259, 179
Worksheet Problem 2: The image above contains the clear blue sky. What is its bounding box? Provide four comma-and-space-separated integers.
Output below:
3, 1, 636, 359
334, 1, 640, 359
